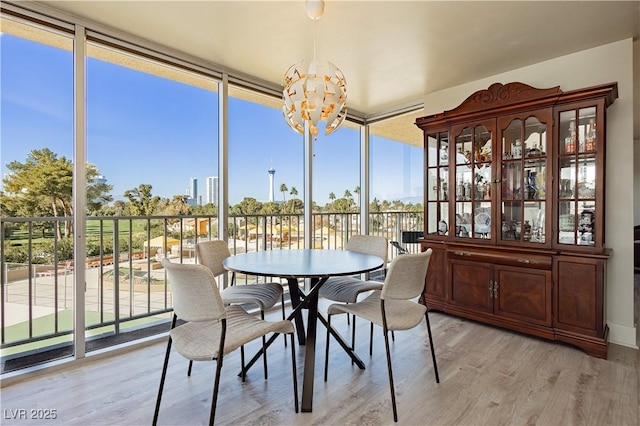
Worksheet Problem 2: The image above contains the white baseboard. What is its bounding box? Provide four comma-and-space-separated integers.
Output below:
608, 322, 639, 349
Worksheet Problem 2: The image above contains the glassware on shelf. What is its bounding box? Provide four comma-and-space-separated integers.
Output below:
585, 118, 596, 152
512, 138, 522, 159
565, 121, 576, 154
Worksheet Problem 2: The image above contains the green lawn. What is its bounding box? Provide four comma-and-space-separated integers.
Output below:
1, 310, 165, 357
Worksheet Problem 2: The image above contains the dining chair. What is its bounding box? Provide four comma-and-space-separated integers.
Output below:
153, 259, 298, 426
194, 240, 286, 379
323, 249, 439, 423
319, 234, 388, 355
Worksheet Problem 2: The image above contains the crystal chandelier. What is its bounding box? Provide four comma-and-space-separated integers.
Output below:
282, 0, 347, 137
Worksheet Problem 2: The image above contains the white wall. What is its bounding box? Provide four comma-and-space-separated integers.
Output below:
423, 39, 637, 349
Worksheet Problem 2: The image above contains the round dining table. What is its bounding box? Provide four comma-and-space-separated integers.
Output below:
223, 248, 384, 412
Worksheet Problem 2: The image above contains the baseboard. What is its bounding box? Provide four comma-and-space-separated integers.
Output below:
607, 322, 638, 349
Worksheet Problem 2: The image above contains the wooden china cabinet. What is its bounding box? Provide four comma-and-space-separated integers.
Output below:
416, 82, 617, 358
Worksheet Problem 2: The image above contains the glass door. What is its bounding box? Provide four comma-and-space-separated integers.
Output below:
557, 105, 600, 248
498, 110, 552, 247
425, 131, 450, 236
451, 121, 494, 241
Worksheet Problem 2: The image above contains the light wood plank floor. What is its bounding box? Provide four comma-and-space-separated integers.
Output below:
1, 308, 638, 425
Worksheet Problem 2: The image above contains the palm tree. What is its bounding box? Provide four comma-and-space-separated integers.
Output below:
354, 186, 360, 207
290, 186, 298, 199
279, 183, 288, 203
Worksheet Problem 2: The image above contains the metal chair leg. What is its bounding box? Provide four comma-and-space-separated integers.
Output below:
382, 325, 398, 423
240, 345, 246, 382
187, 360, 193, 376
209, 355, 224, 426
424, 310, 439, 383
289, 332, 299, 413
282, 294, 288, 348
351, 316, 356, 365
260, 310, 268, 380
152, 336, 173, 426
369, 321, 374, 356
324, 314, 332, 382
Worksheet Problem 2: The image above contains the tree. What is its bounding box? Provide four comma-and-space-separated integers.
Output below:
123, 184, 161, 216
343, 189, 352, 201
3, 148, 112, 238
329, 192, 336, 202
353, 186, 360, 207
279, 183, 288, 203
230, 197, 262, 217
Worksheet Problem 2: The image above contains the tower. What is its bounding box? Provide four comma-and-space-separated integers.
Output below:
268, 167, 276, 202
206, 176, 218, 205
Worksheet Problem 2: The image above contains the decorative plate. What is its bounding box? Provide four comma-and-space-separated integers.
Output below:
474, 209, 491, 234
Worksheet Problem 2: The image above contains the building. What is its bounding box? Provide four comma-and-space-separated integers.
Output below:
205, 176, 218, 206
268, 167, 276, 203
186, 177, 198, 207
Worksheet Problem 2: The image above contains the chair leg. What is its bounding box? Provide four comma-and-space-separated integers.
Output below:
260, 310, 268, 380
424, 310, 440, 383
351, 316, 356, 365
187, 360, 193, 376
382, 325, 398, 423
289, 332, 299, 413
369, 321, 374, 356
209, 355, 224, 426
152, 336, 173, 426
240, 345, 246, 382
281, 294, 288, 348
324, 314, 332, 382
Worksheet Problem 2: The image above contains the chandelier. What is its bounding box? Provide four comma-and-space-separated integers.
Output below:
282, 0, 347, 137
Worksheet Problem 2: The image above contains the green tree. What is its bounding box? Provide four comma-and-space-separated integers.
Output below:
353, 186, 360, 207
123, 184, 161, 216
261, 201, 281, 215
279, 183, 288, 203
3, 148, 112, 238
230, 197, 262, 216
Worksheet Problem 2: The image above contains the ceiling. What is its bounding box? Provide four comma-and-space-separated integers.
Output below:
22, 1, 640, 143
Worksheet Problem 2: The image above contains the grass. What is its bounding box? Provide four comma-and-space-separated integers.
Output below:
0, 310, 165, 357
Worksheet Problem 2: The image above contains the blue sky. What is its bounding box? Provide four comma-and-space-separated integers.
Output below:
1, 32, 422, 206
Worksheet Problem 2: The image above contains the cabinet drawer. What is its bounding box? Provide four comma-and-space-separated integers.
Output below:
447, 247, 552, 270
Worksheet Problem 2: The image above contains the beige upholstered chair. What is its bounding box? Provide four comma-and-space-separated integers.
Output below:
195, 240, 285, 379
319, 234, 388, 354
153, 259, 298, 426
323, 249, 439, 423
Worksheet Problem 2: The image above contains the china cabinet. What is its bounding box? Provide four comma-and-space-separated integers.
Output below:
416, 82, 617, 358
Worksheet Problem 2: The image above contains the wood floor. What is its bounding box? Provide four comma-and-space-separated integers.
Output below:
1, 306, 638, 426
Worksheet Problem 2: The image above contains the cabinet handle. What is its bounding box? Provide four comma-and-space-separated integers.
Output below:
517, 258, 538, 265
494, 281, 499, 298
454, 251, 469, 256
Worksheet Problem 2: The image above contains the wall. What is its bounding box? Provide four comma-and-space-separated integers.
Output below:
423, 39, 637, 349
634, 38, 639, 226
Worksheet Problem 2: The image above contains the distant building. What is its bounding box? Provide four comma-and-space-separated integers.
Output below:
268, 167, 276, 203
206, 176, 218, 205
186, 177, 198, 206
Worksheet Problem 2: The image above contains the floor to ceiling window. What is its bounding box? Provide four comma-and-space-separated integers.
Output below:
85, 40, 219, 347
1, 16, 75, 369
312, 123, 361, 248
227, 86, 304, 254
369, 118, 424, 249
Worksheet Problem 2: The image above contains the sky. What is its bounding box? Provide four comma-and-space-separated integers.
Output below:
1, 32, 423, 207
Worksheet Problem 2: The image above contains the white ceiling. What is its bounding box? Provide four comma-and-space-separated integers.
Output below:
30, 0, 639, 119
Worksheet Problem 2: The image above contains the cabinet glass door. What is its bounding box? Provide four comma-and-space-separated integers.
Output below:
453, 123, 492, 240
499, 114, 549, 245
425, 131, 450, 236
558, 107, 597, 246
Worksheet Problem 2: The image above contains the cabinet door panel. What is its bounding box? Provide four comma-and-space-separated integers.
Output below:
450, 260, 492, 313
494, 266, 552, 326
554, 256, 605, 336
424, 244, 447, 301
